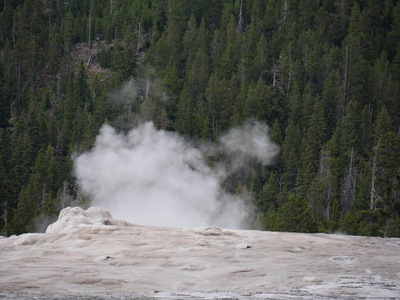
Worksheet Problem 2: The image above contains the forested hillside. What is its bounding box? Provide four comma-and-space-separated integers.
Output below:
0, 0, 399, 237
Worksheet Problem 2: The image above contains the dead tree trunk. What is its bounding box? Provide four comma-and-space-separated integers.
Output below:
88, 0, 92, 50
272, 57, 277, 88
287, 55, 293, 95
341, 148, 356, 215
12, 10, 16, 48
145, 72, 151, 100
237, 0, 244, 35
283, 0, 288, 25
342, 46, 348, 120
370, 139, 380, 210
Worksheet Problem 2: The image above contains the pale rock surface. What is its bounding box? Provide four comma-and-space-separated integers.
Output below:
0, 207, 399, 299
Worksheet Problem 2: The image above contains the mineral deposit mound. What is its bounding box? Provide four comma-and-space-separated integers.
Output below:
1, 207, 399, 299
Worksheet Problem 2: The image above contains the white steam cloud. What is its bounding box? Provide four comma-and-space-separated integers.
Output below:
74, 121, 278, 229
218, 121, 280, 173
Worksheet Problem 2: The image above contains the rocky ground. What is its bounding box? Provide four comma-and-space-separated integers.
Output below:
0, 207, 399, 299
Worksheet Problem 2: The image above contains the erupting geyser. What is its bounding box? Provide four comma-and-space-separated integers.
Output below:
73, 121, 279, 229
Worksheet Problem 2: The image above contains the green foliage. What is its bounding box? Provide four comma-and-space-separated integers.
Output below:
265, 195, 317, 233
1, 0, 400, 237
0, 161, 12, 232
0, 61, 10, 128
111, 32, 137, 78
259, 172, 280, 212
99, 44, 111, 68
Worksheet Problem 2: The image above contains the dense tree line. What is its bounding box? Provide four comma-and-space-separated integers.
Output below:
0, 0, 399, 237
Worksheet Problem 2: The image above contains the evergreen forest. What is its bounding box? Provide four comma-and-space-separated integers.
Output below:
0, 0, 399, 237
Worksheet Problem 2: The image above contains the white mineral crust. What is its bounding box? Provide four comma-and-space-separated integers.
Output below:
0, 207, 399, 299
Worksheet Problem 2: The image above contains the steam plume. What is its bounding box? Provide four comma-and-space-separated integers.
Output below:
74, 121, 278, 228
218, 120, 280, 173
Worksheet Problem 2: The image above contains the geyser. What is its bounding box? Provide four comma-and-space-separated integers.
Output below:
74, 121, 278, 228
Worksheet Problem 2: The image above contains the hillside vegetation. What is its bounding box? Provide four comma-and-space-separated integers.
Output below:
0, 0, 399, 236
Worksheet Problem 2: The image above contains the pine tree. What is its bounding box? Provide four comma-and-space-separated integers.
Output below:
163, 60, 182, 98
359, 104, 373, 157
252, 34, 269, 81
281, 120, 302, 191
322, 71, 342, 134
111, 26, 137, 78
48, 23, 63, 75
341, 147, 357, 215
260, 172, 280, 212
287, 83, 303, 125
64, 11, 75, 53
300, 94, 327, 191
220, 14, 240, 77
266, 194, 317, 233
244, 80, 258, 119
61, 72, 77, 149
271, 119, 282, 146
204, 73, 226, 140
17, 144, 57, 232
342, 3, 373, 108
219, 73, 239, 132
9, 118, 34, 197
42, 145, 59, 216
76, 63, 89, 107
370, 106, 399, 216
175, 83, 194, 136
72, 106, 89, 151
182, 14, 198, 61
0, 161, 12, 232
0, 61, 10, 128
